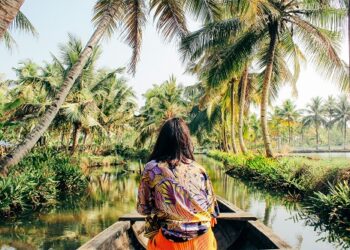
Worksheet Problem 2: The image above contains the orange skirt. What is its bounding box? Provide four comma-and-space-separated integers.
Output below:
147, 228, 217, 250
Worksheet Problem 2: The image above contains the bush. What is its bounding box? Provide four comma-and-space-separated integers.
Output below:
209, 150, 350, 246
0, 148, 87, 218
115, 144, 149, 162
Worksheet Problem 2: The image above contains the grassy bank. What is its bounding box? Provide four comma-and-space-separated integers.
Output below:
208, 150, 350, 245
0, 149, 88, 218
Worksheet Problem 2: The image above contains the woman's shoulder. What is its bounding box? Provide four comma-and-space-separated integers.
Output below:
144, 160, 157, 170
189, 161, 208, 174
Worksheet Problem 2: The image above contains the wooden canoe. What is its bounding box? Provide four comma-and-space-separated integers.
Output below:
78, 196, 291, 250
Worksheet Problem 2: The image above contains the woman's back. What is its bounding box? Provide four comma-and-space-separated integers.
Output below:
137, 160, 219, 241
137, 117, 218, 249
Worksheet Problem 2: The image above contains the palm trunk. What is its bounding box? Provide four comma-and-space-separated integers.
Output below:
316, 125, 319, 150
344, 121, 347, 150
223, 115, 229, 152
238, 67, 248, 154
261, 25, 278, 158
0, 0, 25, 39
230, 79, 238, 154
60, 130, 65, 148
0, 7, 117, 175
288, 120, 291, 145
71, 123, 81, 154
327, 127, 330, 151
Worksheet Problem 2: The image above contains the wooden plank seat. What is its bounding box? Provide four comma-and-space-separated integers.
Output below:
119, 211, 257, 222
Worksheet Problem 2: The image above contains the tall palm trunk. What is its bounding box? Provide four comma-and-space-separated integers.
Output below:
0, 7, 117, 175
327, 127, 330, 151
230, 78, 238, 154
261, 25, 278, 158
0, 0, 25, 39
71, 123, 81, 154
316, 124, 319, 150
238, 67, 248, 154
288, 120, 291, 145
223, 115, 229, 152
344, 120, 347, 150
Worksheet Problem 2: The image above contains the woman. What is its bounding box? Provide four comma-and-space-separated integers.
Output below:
137, 117, 219, 250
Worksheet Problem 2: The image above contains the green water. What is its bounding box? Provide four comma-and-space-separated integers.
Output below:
0, 156, 346, 250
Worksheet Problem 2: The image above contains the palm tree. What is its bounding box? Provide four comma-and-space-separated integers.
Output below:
137, 76, 187, 145
229, 77, 238, 153
0, 0, 25, 39
323, 95, 336, 150
302, 97, 327, 150
277, 100, 300, 145
0, 0, 220, 174
237, 66, 249, 154
332, 95, 350, 149
181, 0, 348, 157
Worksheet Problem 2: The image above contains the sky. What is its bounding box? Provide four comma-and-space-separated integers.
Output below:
0, 0, 349, 109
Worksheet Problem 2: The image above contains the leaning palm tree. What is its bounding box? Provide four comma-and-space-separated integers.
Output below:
181, 0, 348, 157
0, 0, 221, 174
332, 95, 350, 149
302, 97, 327, 150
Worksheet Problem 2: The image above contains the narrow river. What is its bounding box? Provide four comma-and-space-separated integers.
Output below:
0, 155, 346, 249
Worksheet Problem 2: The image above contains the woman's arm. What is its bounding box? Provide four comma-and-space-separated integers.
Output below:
137, 167, 153, 215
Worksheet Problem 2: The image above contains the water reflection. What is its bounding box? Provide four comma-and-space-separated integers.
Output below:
0, 157, 348, 250
0, 166, 139, 250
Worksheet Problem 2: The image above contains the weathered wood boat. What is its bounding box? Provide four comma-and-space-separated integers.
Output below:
78, 196, 291, 250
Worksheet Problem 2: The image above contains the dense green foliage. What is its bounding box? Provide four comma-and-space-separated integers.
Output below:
208, 150, 350, 195
0, 149, 87, 217
209, 150, 350, 245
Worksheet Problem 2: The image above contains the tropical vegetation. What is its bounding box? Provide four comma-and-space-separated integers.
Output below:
0, 0, 349, 248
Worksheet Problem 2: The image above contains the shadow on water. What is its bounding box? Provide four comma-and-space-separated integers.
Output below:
0, 157, 348, 250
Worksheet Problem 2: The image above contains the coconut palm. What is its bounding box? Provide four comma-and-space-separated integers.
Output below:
181, 0, 348, 157
302, 97, 327, 150
276, 99, 300, 145
0, 0, 221, 173
0, 0, 26, 39
137, 76, 187, 145
323, 95, 336, 150
332, 95, 350, 149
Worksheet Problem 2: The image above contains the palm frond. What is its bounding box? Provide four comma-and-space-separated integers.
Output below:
180, 18, 241, 61
184, 0, 222, 23
150, 0, 188, 41
122, 0, 146, 74
292, 16, 349, 92
92, 0, 126, 38
10, 11, 38, 36
207, 27, 265, 87
2, 31, 17, 50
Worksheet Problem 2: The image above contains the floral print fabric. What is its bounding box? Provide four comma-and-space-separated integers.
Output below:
137, 160, 219, 241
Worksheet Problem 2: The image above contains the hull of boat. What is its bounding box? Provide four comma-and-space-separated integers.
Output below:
78, 196, 291, 250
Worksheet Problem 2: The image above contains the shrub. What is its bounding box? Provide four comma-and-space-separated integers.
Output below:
0, 148, 87, 218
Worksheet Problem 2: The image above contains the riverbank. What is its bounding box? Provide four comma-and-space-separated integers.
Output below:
208, 150, 350, 246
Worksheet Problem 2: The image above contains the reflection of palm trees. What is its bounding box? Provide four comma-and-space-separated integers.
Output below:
263, 198, 272, 226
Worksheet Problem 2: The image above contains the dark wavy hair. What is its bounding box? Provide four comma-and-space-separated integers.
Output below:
149, 117, 195, 165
